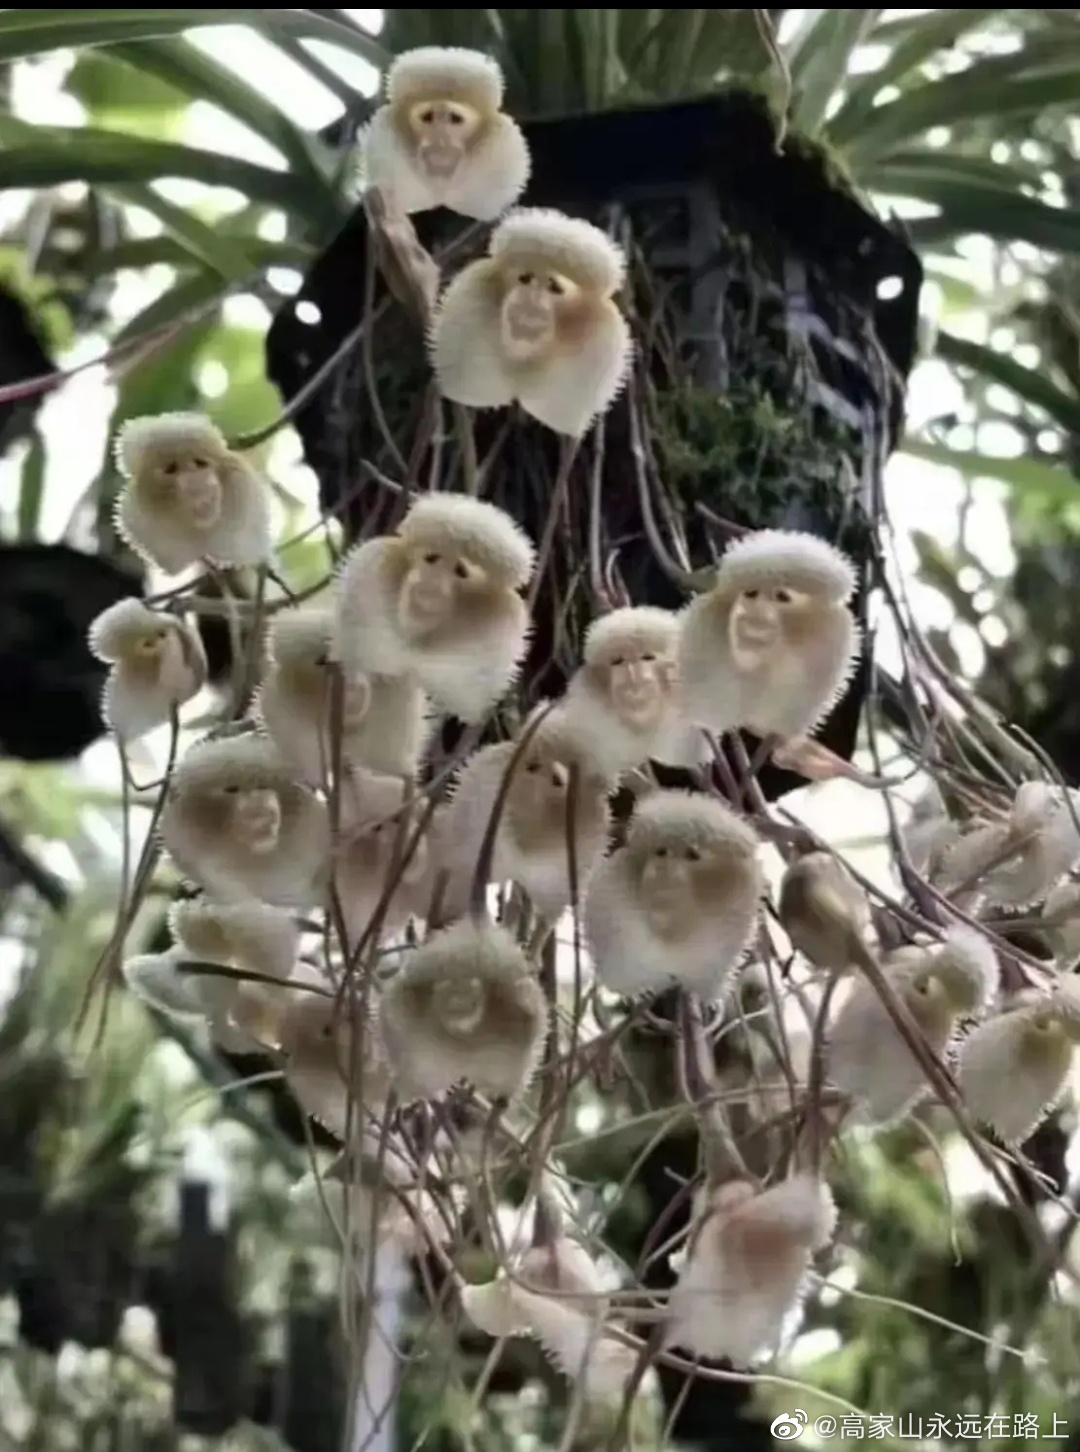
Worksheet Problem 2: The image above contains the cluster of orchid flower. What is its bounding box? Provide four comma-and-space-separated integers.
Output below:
81, 42, 1080, 1406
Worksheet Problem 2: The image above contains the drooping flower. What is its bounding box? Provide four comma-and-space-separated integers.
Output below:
462, 1236, 636, 1401
259, 604, 431, 783
958, 977, 1080, 1144
679, 529, 859, 740
88, 598, 206, 740
433, 708, 611, 921
334, 494, 535, 723
160, 730, 330, 907
379, 918, 547, 1101
432, 208, 632, 437
361, 47, 529, 221
584, 790, 763, 999
666, 1174, 837, 1366
115, 412, 271, 575
939, 781, 1080, 908
777, 851, 874, 974
827, 929, 998, 1123
561, 606, 706, 781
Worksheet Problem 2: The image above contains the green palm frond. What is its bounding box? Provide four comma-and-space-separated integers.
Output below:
0, 7, 1075, 524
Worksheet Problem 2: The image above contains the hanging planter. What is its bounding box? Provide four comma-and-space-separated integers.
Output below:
266, 88, 919, 793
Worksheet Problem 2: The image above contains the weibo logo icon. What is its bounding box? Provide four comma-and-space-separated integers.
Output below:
770, 1410, 809, 1440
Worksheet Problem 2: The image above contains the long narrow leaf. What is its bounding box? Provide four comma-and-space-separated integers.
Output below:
845, 53, 1080, 161
872, 151, 1046, 192
108, 38, 331, 184
787, 9, 882, 135
0, 124, 335, 229
83, 236, 311, 278
828, 10, 1000, 141
903, 437, 1079, 500
106, 184, 256, 282
935, 332, 1080, 435
271, 9, 392, 70
876, 167, 1080, 256
17, 431, 46, 542
0, 9, 261, 61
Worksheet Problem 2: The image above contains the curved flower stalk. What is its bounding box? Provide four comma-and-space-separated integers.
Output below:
584, 789, 763, 999
361, 47, 529, 221
666, 1174, 837, 1366
939, 781, 1080, 908
433, 708, 611, 921
827, 929, 998, 1123
88, 598, 206, 741
332, 768, 436, 949
958, 978, 1080, 1145
778, 851, 875, 974
160, 730, 330, 907
432, 207, 632, 437
462, 1236, 636, 1401
335, 494, 535, 723
902, 784, 960, 880
277, 989, 395, 1141
121, 948, 209, 1022
678, 529, 860, 740
115, 412, 272, 575
1042, 879, 1080, 966
290, 1134, 454, 1255
379, 918, 547, 1101
561, 606, 707, 782
169, 898, 300, 1049
259, 605, 430, 783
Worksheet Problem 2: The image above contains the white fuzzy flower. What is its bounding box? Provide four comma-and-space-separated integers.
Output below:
332, 768, 436, 949
121, 948, 208, 1022
678, 529, 859, 740
1042, 879, 1080, 965
379, 918, 547, 1101
584, 789, 763, 999
561, 607, 707, 782
958, 979, 1080, 1144
666, 1175, 837, 1366
160, 730, 330, 908
259, 605, 431, 783
334, 494, 535, 723
432, 208, 632, 437
940, 782, 1080, 908
827, 930, 998, 1124
433, 709, 611, 922
362, 47, 529, 220
462, 1237, 635, 1401
278, 989, 394, 1141
88, 598, 206, 740
115, 413, 271, 575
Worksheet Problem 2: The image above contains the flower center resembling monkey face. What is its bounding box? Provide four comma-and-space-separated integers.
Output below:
224, 785, 283, 855
907, 970, 951, 1034
153, 449, 224, 531
130, 627, 191, 697
398, 547, 479, 640
638, 845, 702, 939
432, 974, 486, 1037
499, 267, 580, 364
406, 98, 483, 179
728, 584, 811, 672
606, 649, 673, 730
515, 749, 572, 823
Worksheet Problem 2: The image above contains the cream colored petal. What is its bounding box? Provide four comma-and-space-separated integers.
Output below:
515, 301, 631, 438
442, 113, 530, 221
430, 260, 517, 410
